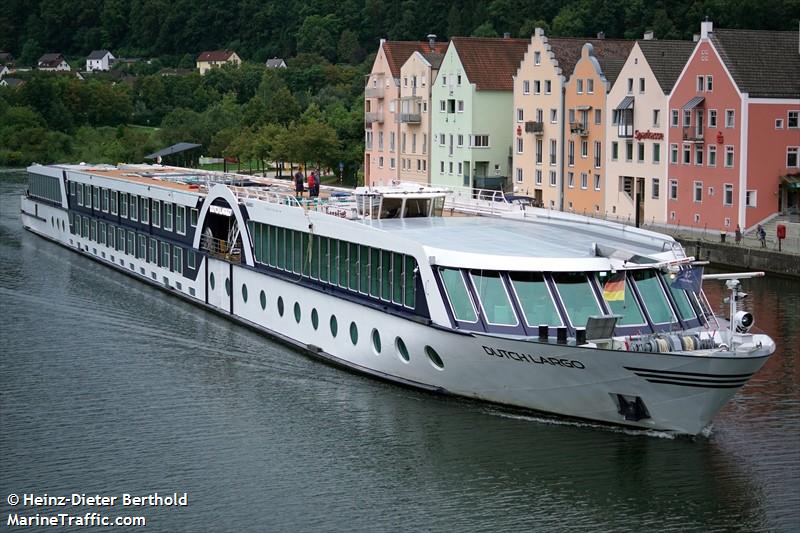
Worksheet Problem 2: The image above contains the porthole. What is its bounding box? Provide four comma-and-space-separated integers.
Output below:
371, 329, 382, 354
260, 290, 266, 310
425, 345, 444, 369
225, 278, 231, 296
294, 302, 301, 323
311, 308, 319, 330
330, 315, 338, 337
349, 322, 359, 345
242, 283, 248, 302
396, 337, 410, 363
51, 217, 54, 227
210, 272, 215, 289
277, 296, 284, 316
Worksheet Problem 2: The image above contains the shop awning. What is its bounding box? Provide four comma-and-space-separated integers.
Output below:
682, 96, 705, 110
781, 174, 800, 189
615, 96, 634, 110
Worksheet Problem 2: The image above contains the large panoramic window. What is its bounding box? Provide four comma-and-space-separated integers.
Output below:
632, 270, 675, 324
440, 268, 477, 323
666, 275, 697, 322
597, 272, 645, 326
509, 272, 562, 327
470, 271, 517, 326
552, 272, 602, 328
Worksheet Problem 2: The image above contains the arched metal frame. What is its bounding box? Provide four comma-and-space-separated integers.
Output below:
192, 184, 254, 266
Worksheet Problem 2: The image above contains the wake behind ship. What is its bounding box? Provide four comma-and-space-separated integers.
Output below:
20, 163, 775, 435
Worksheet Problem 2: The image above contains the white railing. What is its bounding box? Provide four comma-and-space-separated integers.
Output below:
442, 185, 515, 216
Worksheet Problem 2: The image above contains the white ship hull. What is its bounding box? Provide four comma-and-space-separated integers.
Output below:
21, 196, 771, 436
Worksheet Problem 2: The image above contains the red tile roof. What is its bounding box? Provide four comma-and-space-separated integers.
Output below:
197, 50, 237, 62
382, 41, 448, 77
451, 37, 529, 91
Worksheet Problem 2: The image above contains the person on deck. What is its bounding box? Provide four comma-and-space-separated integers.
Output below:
308, 171, 317, 198
294, 171, 305, 198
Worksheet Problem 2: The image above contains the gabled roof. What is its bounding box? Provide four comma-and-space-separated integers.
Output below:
382, 41, 448, 77
197, 50, 237, 62
422, 52, 444, 70
635, 40, 696, 93
38, 53, 66, 66
0, 52, 13, 65
710, 28, 800, 98
87, 49, 112, 60
451, 37, 529, 91
265, 57, 286, 68
544, 38, 632, 80
0, 77, 25, 88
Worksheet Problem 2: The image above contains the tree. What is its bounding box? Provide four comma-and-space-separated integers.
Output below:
471, 22, 499, 37
337, 29, 362, 64
296, 15, 340, 62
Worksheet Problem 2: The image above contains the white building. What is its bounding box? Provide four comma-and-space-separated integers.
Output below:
86, 50, 115, 72
37, 53, 70, 71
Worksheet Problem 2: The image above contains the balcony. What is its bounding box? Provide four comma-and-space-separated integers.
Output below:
399, 113, 421, 123
525, 121, 544, 135
682, 128, 704, 143
365, 86, 384, 99
365, 112, 384, 124
570, 122, 589, 136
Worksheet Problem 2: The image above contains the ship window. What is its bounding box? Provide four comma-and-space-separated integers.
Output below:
225, 277, 231, 296
70, 181, 76, 196
426, 346, 443, 369
396, 337, 410, 362
137, 234, 146, 259
116, 228, 124, 251
98, 222, 106, 245
190, 208, 198, 227
509, 272, 562, 327
277, 227, 286, 269
405, 198, 431, 217
320, 237, 329, 282
160, 242, 170, 268
260, 290, 266, 310
667, 278, 696, 321
470, 271, 518, 326
151, 200, 160, 227
301, 233, 310, 277
404, 256, 416, 308
370, 248, 381, 297
102, 189, 109, 212
289, 230, 298, 273
392, 252, 403, 304
93, 187, 100, 209
381, 250, 392, 301
294, 302, 301, 323
269, 225, 278, 267
311, 308, 319, 330
348, 243, 359, 291
110, 191, 118, 215
127, 231, 135, 254
552, 272, 602, 328
597, 272, 645, 326
310, 235, 319, 279
349, 322, 358, 345
120, 192, 128, 218
633, 270, 676, 324
77, 184, 84, 206
107, 224, 115, 248
440, 268, 478, 323
90, 219, 97, 241
140, 197, 149, 224
148, 238, 157, 264
130, 195, 138, 221
173, 246, 182, 274
330, 314, 338, 337
277, 296, 284, 316
331, 240, 341, 286
164, 203, 173, 231
371, 329, 381, 354
359, 245, 370, 294
209, 272, 215, 290
176, 206, 186, 235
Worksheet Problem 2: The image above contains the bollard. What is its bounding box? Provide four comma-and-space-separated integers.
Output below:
557, 327, 567, 344
538, 324, 549, 340
575, 327, 586, 345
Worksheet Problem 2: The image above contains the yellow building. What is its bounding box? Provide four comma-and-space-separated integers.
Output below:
196, 50, 241, 75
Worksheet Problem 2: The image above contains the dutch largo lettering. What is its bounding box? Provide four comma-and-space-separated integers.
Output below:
482, 345, 586, 369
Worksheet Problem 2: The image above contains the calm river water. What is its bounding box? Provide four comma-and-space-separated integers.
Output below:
1, 173, 798, 532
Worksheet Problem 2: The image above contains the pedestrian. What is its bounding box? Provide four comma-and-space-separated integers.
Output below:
294, 171, 305, 198
313, 168, 321, 197
308, 170, 317, 198
735, 224, 742, 245
757, 224, 767, 248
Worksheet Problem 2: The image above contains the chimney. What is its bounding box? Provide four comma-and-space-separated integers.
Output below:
643, 31, 654, 40
427, 34, 437, 52
534, 27, 545, 38
700, 18, 713, 39
503, 32, 511, 39
597, 31, 605, 39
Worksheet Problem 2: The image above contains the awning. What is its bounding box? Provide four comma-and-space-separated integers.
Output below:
615, 96, 634, 110
682, 96, 705, 110
576, 104, 593, 111
145, 142, 202, 160
781, 174, 800, 189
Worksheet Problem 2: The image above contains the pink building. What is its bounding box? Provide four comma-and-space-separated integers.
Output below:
364, 39, 447, 186
667, 22, 800, 232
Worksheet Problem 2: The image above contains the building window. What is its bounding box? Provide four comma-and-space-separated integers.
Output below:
534, 80, 541, 94
390, 132, 396, 152
639, 77, 645, 93
516, 137, 524, 154
448, 161, 452, 174
568, 172, 575, 188
776, 118, 784, 129
683, 110, 691, 127
457, 100, 464, 112
594, 174, 601, 191
544, 80, 551, 94
516, 168, 523, 183
706, 75, 713, 91
535, 169, 542, 185
694, 181, 703, 202
788, 147, 799, 167
550, 108, 557, 123
457, 74, 462, 85
390, 158, 396, 169
439, 100, 446, 112
627, 78, 633, 94
536, 108, 544, 122
651, 143, 660, 163
671, 109, 679, 127
626, 141, 634, 162
611, 142, 619, 161
652, 178, 660, 199
594, 109, 601, 124
472, 135, 489, 147
683, 144, 691, 164
580, 172, 588, 189
725, 145, 735, 167
637, 142, 645, 162
695, 145, 703, 165
724, 184, 734, 205
523, 80, 530, 94
670, 143, 678, 164
746, 190, 757, 207
581, 140, 588, 158
537, 139, 544, 164
696, 75, 704, 92
440, 161, 444, 173
709, 109, 717, 128
652, 109, 660, 127
534, 51, 541, 65
576, 79, 583, 94
587, 79, 594, 94
516, 108, 524, 122
725, 109, 735, 128
550, 139, 557, 165
788, 111, 799, 128
379, 156, 384, 168
457, 134, 464, 147
594, 141, 601, 168
708, 145, 717, 166
549, 171, 557, 186
670, 180, 678, 200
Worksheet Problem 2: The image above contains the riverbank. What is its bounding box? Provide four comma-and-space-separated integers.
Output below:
677, 238, 800, 278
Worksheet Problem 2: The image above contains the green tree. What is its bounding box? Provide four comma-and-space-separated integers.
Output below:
296, 15, 340, 62
337, 29, 362, 64
471, 22, 499, 37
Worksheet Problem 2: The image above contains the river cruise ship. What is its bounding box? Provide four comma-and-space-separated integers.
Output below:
20, 163, 775, 435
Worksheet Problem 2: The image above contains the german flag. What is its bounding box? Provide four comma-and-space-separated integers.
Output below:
603, 272, 626, 302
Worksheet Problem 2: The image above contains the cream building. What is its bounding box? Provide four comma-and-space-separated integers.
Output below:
604, 38, 695, 226
397, 50, 443, 184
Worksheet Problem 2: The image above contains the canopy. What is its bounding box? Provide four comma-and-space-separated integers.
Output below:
682, 96, 705, 110
615, 96, 634, 110
145, 143, 202, 160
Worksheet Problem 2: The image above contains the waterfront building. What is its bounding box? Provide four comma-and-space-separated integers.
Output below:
196, 50, 241, 75
364, 39, 447, 186
430, 36, 528, 189
397, 48, 443, 185
667, 22, 800, 231
86, 50, 115, 72
37, 53, 70, 71
605, 37, 694, 226
512, 30, 623, 208
562, 40, 633, 216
